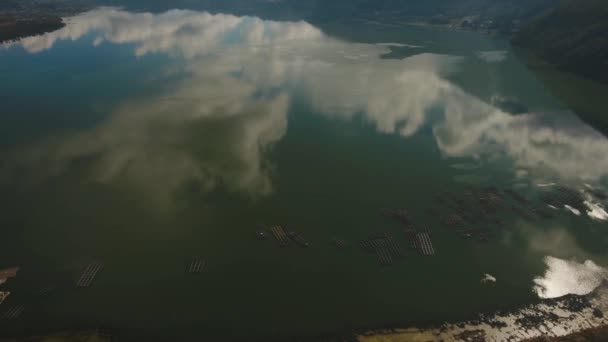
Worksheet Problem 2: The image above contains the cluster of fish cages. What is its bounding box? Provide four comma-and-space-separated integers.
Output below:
437, 187, 525, 241
432, 184, 597, 242
269, 226, 310, 247
383, 208, 437, 256
404, 226, 436, 255
441, 212, 489, 241
360, 232, 404, 265
76, 262, 103, 288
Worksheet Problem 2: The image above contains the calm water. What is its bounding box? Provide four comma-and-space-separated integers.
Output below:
1, 6, 608, 341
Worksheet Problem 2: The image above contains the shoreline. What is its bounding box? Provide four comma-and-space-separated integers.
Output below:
0, 3, 88, 43
355, 282, 608, 342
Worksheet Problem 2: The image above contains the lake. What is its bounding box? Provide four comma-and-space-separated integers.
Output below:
1, 5, 607, 341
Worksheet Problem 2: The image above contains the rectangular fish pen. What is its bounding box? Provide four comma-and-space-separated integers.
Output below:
415, 230, 435, 256
188, 258, 207, 273
1, 306, 24, 319
76, 262, 103, 288
270, 226, 290, 246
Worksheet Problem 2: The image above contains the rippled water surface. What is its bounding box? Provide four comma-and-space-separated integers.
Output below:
1, 6, 607, 340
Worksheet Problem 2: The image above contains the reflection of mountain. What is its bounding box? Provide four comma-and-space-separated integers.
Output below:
513, 0, 608, 85
4, 8, 608, 201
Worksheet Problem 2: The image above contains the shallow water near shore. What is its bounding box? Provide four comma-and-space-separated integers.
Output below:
1, 5, 608, 341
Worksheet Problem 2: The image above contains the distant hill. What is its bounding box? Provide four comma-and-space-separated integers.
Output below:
2, 0, 606, 85
92, 0, 554, 21
513, 0, 608, 84
269, 0, 555, 21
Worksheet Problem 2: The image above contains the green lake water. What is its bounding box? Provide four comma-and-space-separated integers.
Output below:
1, 6, 608, 341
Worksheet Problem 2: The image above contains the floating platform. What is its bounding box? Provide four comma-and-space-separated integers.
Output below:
270, 226, 289, 246
1, 306, 24, 319
188, 258, 206, 273
76, 262, 102, 288
415, 230, 435, 256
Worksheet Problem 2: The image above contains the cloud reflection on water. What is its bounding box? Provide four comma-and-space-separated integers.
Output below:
534, 256, 608, 299
4, 7, 608, 200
